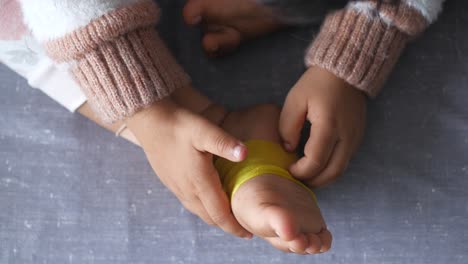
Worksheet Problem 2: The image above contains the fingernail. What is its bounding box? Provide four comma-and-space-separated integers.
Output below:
284, 143, 292, 151
192, 16, 202, 25
232, 144, 244, 160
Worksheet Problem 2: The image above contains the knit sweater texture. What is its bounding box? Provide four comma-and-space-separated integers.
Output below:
17, 0, 445, 121
305, 0, 438, 96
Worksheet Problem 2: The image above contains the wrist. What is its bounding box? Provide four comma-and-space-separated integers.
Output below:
170, 85, 213, 114
126, 97, 180, 144
306, 66, 367, 102
169, 85, 229, 126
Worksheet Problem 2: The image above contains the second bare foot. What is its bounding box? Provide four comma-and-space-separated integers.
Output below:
183, 0, 285, 56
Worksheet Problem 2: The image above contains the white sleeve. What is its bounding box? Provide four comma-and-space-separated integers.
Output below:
0, 36, 87, 112
404, 0, 445, 23
18, 0, 140, 42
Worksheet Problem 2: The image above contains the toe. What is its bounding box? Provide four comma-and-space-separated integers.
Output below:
183, 0, 204, 25
305, 233, 322, 254
286, 234, 310, 254
266, 205, 300, 242
265, 237, 292, 254
317, 228, 333, 253
202, 27, 242, 56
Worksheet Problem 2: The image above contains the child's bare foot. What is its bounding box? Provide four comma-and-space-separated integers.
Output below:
221, 105, 332, 254
183, 0, 285, 56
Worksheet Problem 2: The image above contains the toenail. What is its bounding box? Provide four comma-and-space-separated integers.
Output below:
192, 16, 202, 25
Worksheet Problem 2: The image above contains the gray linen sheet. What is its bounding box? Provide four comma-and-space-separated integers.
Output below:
1, 1, 467, 263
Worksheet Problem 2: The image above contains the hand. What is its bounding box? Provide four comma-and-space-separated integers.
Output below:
126, 98, 252, 239
279, 67, 367, 187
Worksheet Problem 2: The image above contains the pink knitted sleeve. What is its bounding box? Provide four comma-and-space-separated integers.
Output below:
43, 1, 190, 122
305, 0, 431, 97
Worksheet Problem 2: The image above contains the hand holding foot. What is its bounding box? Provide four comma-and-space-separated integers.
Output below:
280, 67, 367, 187
126, 97, 252, 239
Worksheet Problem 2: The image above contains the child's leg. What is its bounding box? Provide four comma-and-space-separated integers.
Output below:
183, 0, 345, 56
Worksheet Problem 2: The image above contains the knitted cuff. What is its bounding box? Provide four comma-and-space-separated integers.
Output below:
305, 0, 441, 97
45, 1, 190, 122
306, 8, 410, 97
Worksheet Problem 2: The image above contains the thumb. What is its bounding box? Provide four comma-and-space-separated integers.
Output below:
194, 119, 247, 162
279, 94, 307, 152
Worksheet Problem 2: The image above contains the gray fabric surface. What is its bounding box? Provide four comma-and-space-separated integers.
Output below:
1, 1, 467, 263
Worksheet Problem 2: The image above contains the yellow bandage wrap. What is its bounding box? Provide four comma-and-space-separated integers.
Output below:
214, 140, 316, 202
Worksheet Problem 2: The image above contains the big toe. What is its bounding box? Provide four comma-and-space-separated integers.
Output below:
265, 236, 308, 255
264, 204, 333, 254
183, 0, 204, 25
264, 205, 297, 240
202, 27, 242, 56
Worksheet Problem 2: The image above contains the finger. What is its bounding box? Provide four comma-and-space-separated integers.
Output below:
279, 93, 307, 152
200, 103, 228, 125
195, 164, 252, 238
193, 119, 247, 162
183, 0, 204, 25
308, 141, 351, 187
162, 178, 216, 226
179, 196, 215, 226
290, 122, 338, 180
202, 27, 242, 55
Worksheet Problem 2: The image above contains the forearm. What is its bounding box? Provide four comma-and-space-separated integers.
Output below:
19, 0, 191, 123
305, 0, 445, 97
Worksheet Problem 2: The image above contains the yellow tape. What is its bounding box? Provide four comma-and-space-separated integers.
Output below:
215, 140, 316, 202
